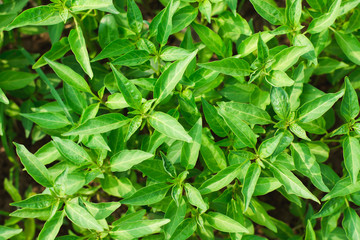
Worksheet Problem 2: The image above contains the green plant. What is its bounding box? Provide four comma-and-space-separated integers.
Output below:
1, 0, 360, 239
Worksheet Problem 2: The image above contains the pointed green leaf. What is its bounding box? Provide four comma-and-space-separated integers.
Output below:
121, 183, 171, 205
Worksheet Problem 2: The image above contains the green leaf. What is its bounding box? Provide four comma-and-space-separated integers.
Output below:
52, 137, 92, 165
205, 212, 250, 233
270, 87, 290, 120
127, 0, 143, 34
184, 183, 208, 211
45, 57, 92, 93
112, 50, 150, 66
70, 0, 119, 13
10, 194, 54, 209
297, 90, 344, 123
171, 5, 198, 34
307, 0, 341, 34
0, 70, 37, 90
237, 32, 274, 58
68, 26, 93, 79
111, 150, 153, 172
0, 226, 22, 239
334, 31, 360, 65
266, 70, 294, 87
218, 106, 257, 148
271, 46, 308, 71
343, 136, 360, 184
63, 113, 129, 136
199, 164, 244, 194
201, 99, 229, 137
305, 220, 316, 240
249, 0, 284, 25
257, 34, 269, 63
157, 0, 176, 45
322, 177, 360, 201
83, 201, 121, 220
38, 211, 65, 240
192, 22, 226, 58
180, 117, 202, 169
6, 6, 62, 31
342, 207, 360, 240
154, 49, 197, 104
286, 0, 302, 27
242, 163, 261, 211
164, 199, 186, 239
341, 77, 359, 121
218, 101, 273, 125
198, 58, 251, 77
121, 183, 171, 205
312, 197, 345, 219
65, 199, 103, 231
265, 161, 320, 203
160, 46, 191, 61
92, 39, 135, 62
253, 177, 282, 196
110, 219, 170, 239
200, 129, 227, 172
149, 111, 192, 142
169, 218, 197, 240
14, 143, 53, 187
110, 64, 142, 110
0, 88, 9, 105
259, 132, 289, 158
21, 112, 71, 129
291, 142, 329, 192
33, 37, 70, 68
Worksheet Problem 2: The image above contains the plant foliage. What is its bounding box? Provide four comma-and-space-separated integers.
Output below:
1, 0, 360, 239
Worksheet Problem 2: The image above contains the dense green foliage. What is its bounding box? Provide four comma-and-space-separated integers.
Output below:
1, 0, 360, 239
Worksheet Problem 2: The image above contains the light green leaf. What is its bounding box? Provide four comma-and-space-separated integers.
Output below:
45, 57, 92, 93
184, 183, 208, 211
127, 0, 143, 34
14, 143, 53, 187
242, 163, 261, 211
38, 211, 65, 240
180, 117, 202, 169
110, 64, 142, 110
305, 220, 316, 240
110, 219, 170, 239
266, 70, 294, 87
297, 90, 344, 123
291, 142, 329, 192
0, 226, 22, 239
10, 194, 54, 209
198, 58, 251, 77
160, 46, 191, 61
334, 31, 360, 65
237, 32, 274, 58
201, 99, 229, 137
110, 150, 153, 172
65, 199, 103, 231
169, 218, 197, 240
112, 50, 150, 66
121, 183, 171, 205
92, 39, 135, 62
205, 212, 250, 233
84, 201, 121, 220
157, 0, 176, 45
70, 0, 119, 13
171, 5, 198, 34
249, 0, 284, 25
149, 111, 192, 142
342, 207, 360, 240
270, 87, 290, 119
218, 106, 257, 148
199, 164, 244, 194
307, 0, 341, 34
68, 26, 93, 79
343, 136, 360, 184
52, 137, 92, 165
154, 49, 197, 104
218, 101, 273, 125
341, 77, 359, 121
191, 22, 226, 57
63, 113, 129, 136
271, 46, 308, 71
200, 129, 227, 172
265, 161, 320, 203
322, 177, 360, 201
